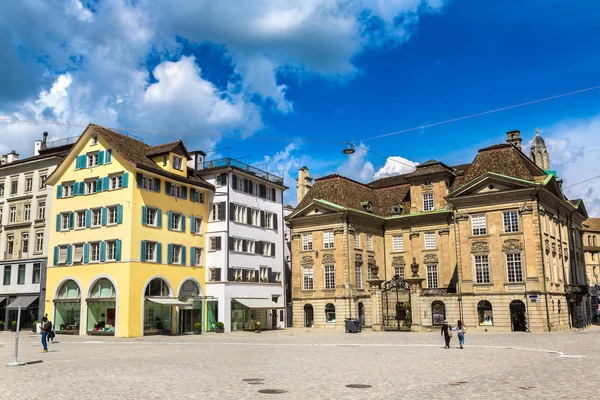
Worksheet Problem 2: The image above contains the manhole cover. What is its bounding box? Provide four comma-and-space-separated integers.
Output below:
257, 389, 287, 394
345, 384, 372, 389
448, 381, 468, 386
243, 378, 265, 382
248, 382, 265, 385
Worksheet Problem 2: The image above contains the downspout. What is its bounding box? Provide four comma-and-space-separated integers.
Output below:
382, 220, 387, 281
535, 192, 552, 332
557, 209, 571, 329
452, 208, 463, 322
345, 213, 352, 319
280, 189, 285, 328
225, 169, 231, 330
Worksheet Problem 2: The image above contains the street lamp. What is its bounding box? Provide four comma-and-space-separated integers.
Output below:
343, 143, 355, 155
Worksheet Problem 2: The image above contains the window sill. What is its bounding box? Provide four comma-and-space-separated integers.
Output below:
300, 249, 314, 253
321, 247, 336, 251
500, 232, 522, 236
423, 248, 438, 252
468, 234, 489, 239
391, 250, 406, 254
323, 288, 336, 291
473, 283, 493, 286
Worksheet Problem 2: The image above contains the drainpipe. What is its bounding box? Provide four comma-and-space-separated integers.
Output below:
557, 209, 571, 329
345, 213, 352, 319
382, 220, 387, 281
451, 208, 464, 322
535, 192, 552, 332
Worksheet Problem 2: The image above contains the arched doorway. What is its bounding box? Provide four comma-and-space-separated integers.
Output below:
178, 279, 202, 334
304, 304, 314, 327
87, 278, 116, 335
431, 300, 445, 325
477, 300, 493, 326
358, 302, 365, 326
54, 280, 81, 334
325, 303, 336, 323
144, 278, 172, 335
510, 300, 527, 332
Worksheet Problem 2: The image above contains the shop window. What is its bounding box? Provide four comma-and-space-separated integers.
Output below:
145, 278, 170, 297
478, 300, 493, 326
32, 263, 41, 284
431, 300, 445, 325
325, 303, 336, 323
58, 280, 81, 299
180, 279, 200, 298
90, 278, 116, 298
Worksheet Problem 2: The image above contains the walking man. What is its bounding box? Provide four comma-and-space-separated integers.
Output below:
40, 316, 49, 353
441, 320, 451, 349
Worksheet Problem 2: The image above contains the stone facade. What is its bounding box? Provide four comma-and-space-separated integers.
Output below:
582, 217, 600, 319
286, 132, 592, 333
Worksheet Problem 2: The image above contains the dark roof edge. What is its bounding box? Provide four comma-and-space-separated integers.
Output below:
137, 165, 214, 190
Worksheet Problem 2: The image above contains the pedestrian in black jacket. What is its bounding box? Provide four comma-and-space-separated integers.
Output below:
441, 320, 451, 349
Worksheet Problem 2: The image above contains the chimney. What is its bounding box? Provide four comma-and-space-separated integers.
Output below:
1, 154, 6, 165
43, 131, 48, 147
187, 151, 206, 170
506, 130, 522, 150
296, 166, 313, 204
5, 150, 19, 164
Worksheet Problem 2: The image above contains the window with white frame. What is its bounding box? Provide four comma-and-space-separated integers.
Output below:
247, 240, 255, 253
141, 175, 154, 191
6, 234, 14, 255
91, 209, 101, 227
424, 232, 437, 250
172, 244, 182, 264
426, 264, 438, 288
209, 237, 220, 251
367, 234, 373, 251
106, 241, 117, 261
471, 214, 487, 236
233, 238, 243, 252
394, 266, 405, 279
25, 177, 33, 192
0, 183, 4, 196
303, 267, 314, 290
76, 210, 86, 229
210, 203, 223, 222
90, 242, 100, 262
193, 248, 203, 266
108, 206, 118, 225
145, 242, 157, 262
172, 155, 183, 170
35, 232, 44, 253
145, 208, 157, 226
265, 212, 274, 229
233, 204, 247, 223
474, 255, 491, 284
423, 193, 434, 211
170, 213, 182, 230
354, 232, 360, 249
260, 266, 268, 282
23, 203, 31, 221
302, 233, 313, 251
251, 209, 260, 226
87, 152, 99, 167
9, 206, 16, 223
110, 175, 123, 190
392, 235, 404, 252
323, 231, 334, 249
355, 263, 362, 289
263, 242, 272, 256
11, 179, 18, 194
85, 180, 97, 194
37, 201, 45, 220
193, 217, 202, 234
506, 253, 523, 282
73, 243, 84, 264
39, 174, 47, 189
58, 245, 68, 264
209, 268, 218, 282
62, 183, 73, 197
503, 211, 519, 233
324, 265, 335, 289
61, 213, 70, 230
21, 233, 29, 254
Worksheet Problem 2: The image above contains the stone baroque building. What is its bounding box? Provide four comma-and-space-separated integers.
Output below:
0, 133, 72, 329
582, 217, 600, 319
286, 131, 591, 332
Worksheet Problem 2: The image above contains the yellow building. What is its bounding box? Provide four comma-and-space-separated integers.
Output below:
45, 124, 213, 337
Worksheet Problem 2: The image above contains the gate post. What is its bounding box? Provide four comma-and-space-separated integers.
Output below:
367, 279, 384, 331
405, 257, 426, 332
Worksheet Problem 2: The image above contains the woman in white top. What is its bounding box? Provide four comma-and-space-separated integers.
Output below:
452, 320, 466, 349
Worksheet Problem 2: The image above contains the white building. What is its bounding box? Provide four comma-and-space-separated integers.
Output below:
284, 205, 294, 326
190, 154, 287, 332
0, 132, 74, 329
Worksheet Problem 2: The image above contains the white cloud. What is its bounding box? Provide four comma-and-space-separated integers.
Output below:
335, 143, 375, 182
539, 116, 600, 217
373, 156, 418, 179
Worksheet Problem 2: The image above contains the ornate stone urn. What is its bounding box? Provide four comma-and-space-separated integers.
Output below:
410, 257, 419, 277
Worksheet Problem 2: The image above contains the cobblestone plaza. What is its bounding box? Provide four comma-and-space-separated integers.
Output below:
1, 327, 598, 399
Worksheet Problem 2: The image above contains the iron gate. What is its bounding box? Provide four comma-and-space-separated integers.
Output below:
382, 275, 411, 331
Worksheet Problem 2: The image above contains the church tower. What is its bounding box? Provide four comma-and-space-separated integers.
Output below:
530, 129, 551, 171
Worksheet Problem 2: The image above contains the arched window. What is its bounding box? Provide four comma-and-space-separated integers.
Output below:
325, 303, 336, 323
90, 278, 115, 298
304, 304, 314, 328
431, 301, 445, 325
179, 279, 200, 298
145, 278, 170, 297
588, 235, 592, 246
478, 300, 493, 326
558, 300, 561, 314
58, 280, 81, 299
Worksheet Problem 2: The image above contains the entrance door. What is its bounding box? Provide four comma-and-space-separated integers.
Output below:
510, 300, 527, 332
304, 304, 314, 327
179, 310, 193, 334
358, 302, 365, 326
272, 310, 277, 329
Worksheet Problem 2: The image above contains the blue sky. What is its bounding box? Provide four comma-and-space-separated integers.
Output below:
1, 0, 600, 212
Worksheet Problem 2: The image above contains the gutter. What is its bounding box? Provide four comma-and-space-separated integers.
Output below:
345, 213, 353, 319
535, 191, 552, 332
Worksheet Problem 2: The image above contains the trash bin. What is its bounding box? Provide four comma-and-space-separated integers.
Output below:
345, 318, 361, 333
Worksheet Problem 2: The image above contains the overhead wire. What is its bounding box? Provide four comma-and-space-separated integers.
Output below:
563, 174, 600, 190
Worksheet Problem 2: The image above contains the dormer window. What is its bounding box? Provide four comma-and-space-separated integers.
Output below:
172, 155, 183, 171
91, 136, 98, 145
423, 180, 432, 186
423, 193, 434, 211
361, 201, 373, 213
391, 205, 402, 215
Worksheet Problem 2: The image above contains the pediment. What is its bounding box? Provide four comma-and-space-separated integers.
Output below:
448, 172, 534, 198
286, 199, 344, 220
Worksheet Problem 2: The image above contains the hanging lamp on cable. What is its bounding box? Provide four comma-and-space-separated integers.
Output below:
343, 143, 356, 155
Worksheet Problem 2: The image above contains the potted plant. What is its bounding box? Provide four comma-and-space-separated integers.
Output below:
0, 320, 4, 330
193, 322, 202, 335
215, 321, 225, 333
32, 320, 41, 333
11, 320, 17, 331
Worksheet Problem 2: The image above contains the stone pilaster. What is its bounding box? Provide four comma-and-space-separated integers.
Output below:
367, 279, 384, 331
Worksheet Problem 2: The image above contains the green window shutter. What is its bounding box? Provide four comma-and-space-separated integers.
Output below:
100, 241, 106, 262
167, 211, 173, 229
83, 243, 90, 264
140, 240, 146, 262
117, 205, 123, 224
181, 246, 186, 266
66, 244, 73, 265
96, 178, 103, 192
142, 206, 148, 225
121, 173, 129, 188
190, 246, 196, 266
116, 240, 122, 262
154, 178, 161, 193
105, 149, 112, 163
190, 216, 196, 233
165, 181, 172, 196
56, 185, 63, 199
56, 214, 61, 231
97, 151, 105, 165
101, 207, 107, 226
167, 244, 173, 264
156, 209, 162, 227
156, 242, 162, 263
181, 214, 186, 232
72, 182, 79, 196
181, 186, 188, 200
68, 212, 74, 230
103, 176, 110, 190
76, 155, 85, 169
136, 173, 143, 187
190, 188, 196, 202
53, 246, 59, 266
85, 210, 91, 228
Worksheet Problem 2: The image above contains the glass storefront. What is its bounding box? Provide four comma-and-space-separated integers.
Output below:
55, 280, 81, 333
87, 279, 117, 335
231, 301, 267, 331
144, 301, 172, 333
